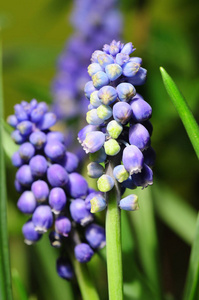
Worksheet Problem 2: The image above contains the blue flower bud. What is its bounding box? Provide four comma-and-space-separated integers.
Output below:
129, 123, 151, 151
12, 151, 24, 167
31, 180, 49, 203
15, 179, 25, 193
104, 139, 121, 156
16, 165, 34, 187
91, 50, 104, 63
122, 57, 142, 77
97, 174, 114, 192
29, 155, 48, 177
105, 64, 122, 81
113, 165, 129, 183
19, 142, 35, 161
90, 194, 106, 213
61, 152, 79, 173
70, 199, 93, 226
115, 53, 129, 66
17, 121, 33, 136
56, 257, 73, 280
98, 85, 117, 106
47, 164, 69, 187
130, 95, 152, 122
85, 191, 103, 211
97, 105, 112, 120
90, 91, 101, 108
49, 187, 67, 214
49, 231, 62, 248
122, 145, 144, 175
55, 216, 71, 237
78, 125, 98, 144
119, 194, 139, 211
113, 102, 132, 124
47, 131, 65, 144
132, 164, 153, 188
37, 101, 48, 113
30, 107, 45, 123
85, 224, 106, 249
121, 42, 135, 55
97, 53, 114, 68
89, 147, 107, 163
116, 82, 136, 102
66, 173, 88, 198
32, 205, 53, 233
143, 146, 156, 168
128, 67, 147, 86
82, 131, 105, 154
107, 120, 123, 139
17, 191, 37, 214
84, 81, 96, 100
86, 109, 104, 125
29, 131, 47, 149
11, 130, 27, 144
37, 112, 57, 130
88, 63, 103, 77
22, 220, 42, 245
92, 71, 110, 89
74, 243, 94, 263
44, 141, 65, 162
87, 162, 104, 178
14, 104, 28, 121
7, 115, 18, 127
121, 176, 137, 190
30, 98, 38, 110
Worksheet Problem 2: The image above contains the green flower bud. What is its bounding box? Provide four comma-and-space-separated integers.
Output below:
97, 174, 114, 192
97, 105, 112, 120
104, 139, 120, 156
113, 165, 129, 183
107, 120, 123, 139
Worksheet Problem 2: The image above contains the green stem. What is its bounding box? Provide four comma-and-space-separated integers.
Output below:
71, 256, 100, 300
106, 162, 123, 300
160, 67, 199, 159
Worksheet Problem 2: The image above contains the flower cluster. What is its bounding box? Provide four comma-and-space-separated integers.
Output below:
78, 40, 156, 212
52, 0, 122, 120
7, 99, 105, 280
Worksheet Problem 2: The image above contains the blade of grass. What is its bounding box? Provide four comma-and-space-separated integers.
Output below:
0, 29, 13, 300
160, 67, 199, 159
183, 214, 199, 300
152, 182, 197, 245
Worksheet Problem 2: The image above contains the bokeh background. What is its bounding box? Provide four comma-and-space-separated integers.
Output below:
1, 0, 199, 299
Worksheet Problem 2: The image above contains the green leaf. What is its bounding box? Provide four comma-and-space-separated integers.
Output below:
12, 269, 28, 300
0, 31, 13, 300
183, 214, 199, 300
160, 67, 199, 159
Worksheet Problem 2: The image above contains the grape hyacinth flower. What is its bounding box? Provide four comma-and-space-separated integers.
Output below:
79, 40, 155, 298
8, 99, 106, 282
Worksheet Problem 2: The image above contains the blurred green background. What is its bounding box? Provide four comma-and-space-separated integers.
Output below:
1, 0, 199, 299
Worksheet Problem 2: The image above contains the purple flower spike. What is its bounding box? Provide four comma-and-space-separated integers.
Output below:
19, 142, 35, 161
47, 164, 69, 187
113, 102, 132, 124
66, 173, 88, 198
16, 165, 34, 187
132, 164, 153, 188
115, 53, 129, 66
61, 152, 79, 173
85, 224, 106, 249
31, 180, 49, 203
122, 145, 144, 175
130, 95, 152, 122
74, 243, 94, 263
14, 104, 28, 121
88, 63, 103, 77
55, 216, 71, 237
29, 131, 47, 149
37, 112, 57, 130
119, 194, 139, 211
30, 107, 45, 123
97, 53, 114, 68
29, 155, 48, 177
12, 151, 24, 167
17, 191, 37, 214
121, 42, 134, 55
22, 220, 42, 245
98, 86, 117, 105
105, 64, 122, 81
17, 121, 33, 136
70, 199, 93, 226
86, 109, 104, 125
82, 131, 105, 154
32, 205, 53, 233
56, 257, 73, 280
129, 123, 151, 151
46, 131, 65, 144
116, 82, 136, 102
44, 141, 65, 162
49, 187, 67, 214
